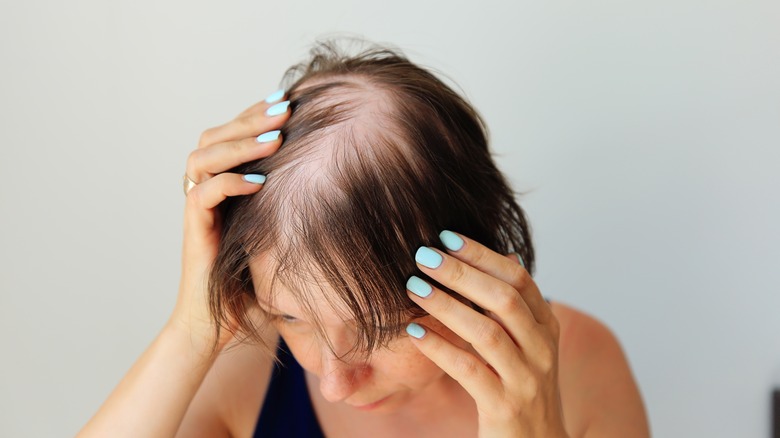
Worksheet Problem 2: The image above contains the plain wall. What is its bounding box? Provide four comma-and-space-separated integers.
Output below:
1, 0, 778, 436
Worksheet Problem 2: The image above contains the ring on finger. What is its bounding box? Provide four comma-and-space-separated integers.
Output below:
183, 173, 199, 196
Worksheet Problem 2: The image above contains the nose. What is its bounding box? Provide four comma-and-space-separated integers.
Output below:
317, 348, 370, 403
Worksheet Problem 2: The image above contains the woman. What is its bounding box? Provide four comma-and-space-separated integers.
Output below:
79, 39, 650, 437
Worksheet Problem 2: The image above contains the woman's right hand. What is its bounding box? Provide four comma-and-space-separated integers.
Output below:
169, 90, 290, 353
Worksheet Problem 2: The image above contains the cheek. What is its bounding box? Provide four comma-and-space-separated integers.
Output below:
277, 329, 322, 370
379, 317, 482, 391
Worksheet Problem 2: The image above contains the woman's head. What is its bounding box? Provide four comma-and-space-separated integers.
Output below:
208, 38, 535, 365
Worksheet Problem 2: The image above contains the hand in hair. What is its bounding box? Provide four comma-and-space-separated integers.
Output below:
175, 90, 291, 355
77, 90, 292, 438
405, 230, 568, 438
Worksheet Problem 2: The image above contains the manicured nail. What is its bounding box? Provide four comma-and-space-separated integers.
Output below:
512, 252, 525, 268
415, 246, 443, 269
439, 230, 464, 251
265, 89, 285, 104
266, 100, 290, 117
243, 174, 266, 184
406, 276, 432, 298
406, 323, 426, 339
256, 130, 280, 143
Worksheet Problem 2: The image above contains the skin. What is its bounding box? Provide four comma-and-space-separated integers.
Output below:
246, 237, 650, 437
248, 253, 481, 422
403, 233, 566, 437
76, 88, 649, 438
177, 295, 650, 437
77, 91, 293, 438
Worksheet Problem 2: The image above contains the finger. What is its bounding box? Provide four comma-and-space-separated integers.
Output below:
414, 245, 544, 354
406, 276, 527, 379
185, 172, 265, 214
236, 89, 286, 118
505, 252, 525, 269
186, 132, 283, 183
405, 322, 503, 412
438, 230, 553, 325
198, 99, 290, 149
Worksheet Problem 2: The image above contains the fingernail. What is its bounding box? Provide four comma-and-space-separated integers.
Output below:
406, 276, 432, 298
256, 130, 281, 143
512, 252, 526, 268
415, 246, 442, 269
266, 100, 290, 117
243, 174, 267, 184
439, 230, 464, 251
406, 323, 426, 339
265, 89, 285, 104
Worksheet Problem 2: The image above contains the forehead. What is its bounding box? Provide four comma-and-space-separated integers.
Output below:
248, 251, 353, 322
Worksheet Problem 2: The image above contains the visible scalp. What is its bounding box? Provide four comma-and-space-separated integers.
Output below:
209, 39, 536, 358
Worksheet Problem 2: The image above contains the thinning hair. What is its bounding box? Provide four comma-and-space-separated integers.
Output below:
207, 38, 535, 361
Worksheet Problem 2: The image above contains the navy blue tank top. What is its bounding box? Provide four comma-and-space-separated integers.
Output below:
252, 298, 553, 437
253, 336, 325, 437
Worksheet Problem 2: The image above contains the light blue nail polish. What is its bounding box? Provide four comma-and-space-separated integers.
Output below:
439, 230, 464, 251
243, 174, 266, 184
406, 323, 426, 339
513, 252, 526, 268
415, 246, 443, 269
256, 130, 280, 143
406, 276, 432, 298
265, 100, 290, 117
264, 89, 285, 104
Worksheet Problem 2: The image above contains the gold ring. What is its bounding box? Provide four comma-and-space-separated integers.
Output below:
183, 173, 198, 196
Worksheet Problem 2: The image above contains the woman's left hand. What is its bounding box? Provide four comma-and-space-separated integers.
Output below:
405, 230, 569, 438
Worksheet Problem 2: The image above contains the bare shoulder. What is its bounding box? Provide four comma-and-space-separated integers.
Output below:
549, 301, 651, 438
176, 328, 279, 438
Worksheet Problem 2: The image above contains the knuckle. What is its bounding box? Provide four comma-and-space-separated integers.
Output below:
426, 337, 443, 356
470, 245, 489, 266
510, 267, 531, 290
449, 261, 469, 284
452, 355, 480, 378
186, 150, 203, 177
495, 289, 522, 314
437, 294, 459, 314
228, 139, 245, 154
475, 320, 504, 348
198, 128, 215, 148
235, 114, 257, 131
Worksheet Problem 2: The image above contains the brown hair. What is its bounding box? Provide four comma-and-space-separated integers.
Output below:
207, 38, 535, 360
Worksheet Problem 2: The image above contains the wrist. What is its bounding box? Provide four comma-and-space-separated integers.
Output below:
163, 316, 223, 361
478, 418, 569, 438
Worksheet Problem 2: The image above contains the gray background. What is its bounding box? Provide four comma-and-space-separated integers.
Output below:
1, 0, 778, 437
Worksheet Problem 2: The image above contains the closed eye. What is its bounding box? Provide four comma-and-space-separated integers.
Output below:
279, 314, 298, 323
266, 312, 300, 324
